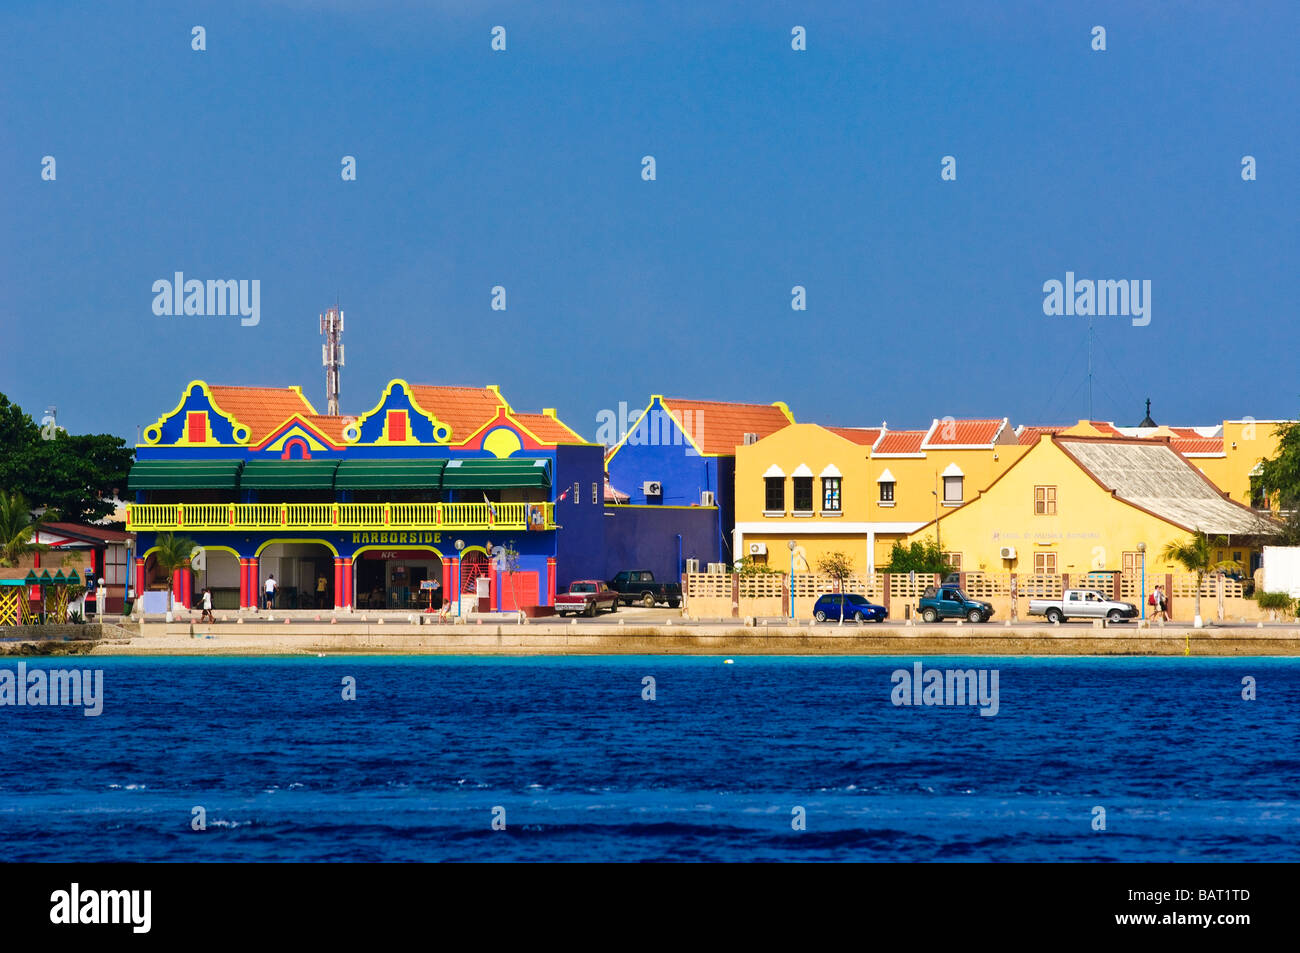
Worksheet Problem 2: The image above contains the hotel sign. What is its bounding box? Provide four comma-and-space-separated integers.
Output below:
351, 532, 441, 545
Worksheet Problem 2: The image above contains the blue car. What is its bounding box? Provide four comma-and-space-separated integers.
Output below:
813, 593, 888, 623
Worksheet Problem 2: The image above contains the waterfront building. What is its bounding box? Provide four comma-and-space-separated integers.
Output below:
127, 380, 605, 612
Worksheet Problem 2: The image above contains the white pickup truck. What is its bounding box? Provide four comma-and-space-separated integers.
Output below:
1027, 589, 1140, 624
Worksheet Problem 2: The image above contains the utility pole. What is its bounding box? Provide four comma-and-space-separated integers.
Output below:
320, 304, 344, 415
1087, 312, 1094, 420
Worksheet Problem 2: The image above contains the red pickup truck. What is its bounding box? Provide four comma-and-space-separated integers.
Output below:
555, 580, 619, 617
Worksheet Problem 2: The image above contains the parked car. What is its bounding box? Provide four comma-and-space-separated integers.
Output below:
918, 585, 994, 623
813, 593, 888, 623
608, 570, 682, 608
1028, 589, 1139, 624
554, 580, 619, 617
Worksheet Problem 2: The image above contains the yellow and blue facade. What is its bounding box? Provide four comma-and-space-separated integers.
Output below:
128, 379, 607, 612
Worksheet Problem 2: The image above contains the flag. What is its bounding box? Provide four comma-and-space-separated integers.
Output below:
482, 492, 497, 525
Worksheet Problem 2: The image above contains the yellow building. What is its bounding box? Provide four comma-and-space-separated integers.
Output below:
734, 417, 1027, 573
904, 434, 1281, 577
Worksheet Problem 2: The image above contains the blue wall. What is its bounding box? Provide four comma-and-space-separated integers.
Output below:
601, 505, 717, 585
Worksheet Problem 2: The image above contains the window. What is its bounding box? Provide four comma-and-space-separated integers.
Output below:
573, 482, 580, 504
879, 481, 895, 503
943, 475, 963, 504
1233, 551, 1242, 563
1122, 551, 1141, 574
764, 477, 784, 513
1034, 552, 1057, 574
592, 482, 598, 504
821, 477, 841, 512
1034, 485, 1057, 515
944, 552, 962, 572
1250, 475, 1268, 509
792, 477, 814, 513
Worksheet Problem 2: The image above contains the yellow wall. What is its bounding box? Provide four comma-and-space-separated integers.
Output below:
902, 436, 1248, 575
734, 424, 872, 522
1189, 420, 1284, 507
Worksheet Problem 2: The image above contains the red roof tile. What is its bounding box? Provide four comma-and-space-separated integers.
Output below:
923, 417, 1007, 447
1171, 437, 1225, 455
407, 385, 508, 441
659, 398, 793, 455
1088, 420, 1121, 436
827, 427, 882, 446
515, 412, 586, 444
208, 385, 317, 444
1018, 425, 1067, 445
874, 430, 927, 454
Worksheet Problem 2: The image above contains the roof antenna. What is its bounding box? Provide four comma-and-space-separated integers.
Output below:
320, 302, 344, 415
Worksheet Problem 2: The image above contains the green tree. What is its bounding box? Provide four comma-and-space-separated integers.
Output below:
0, 392, 133, 524
736, 554, 781, 576
0, 491, 49, 567
1160, 532, 1238, 624
152, 533, 198, 611
815, 551, 855, 590
884, 538, 953, 575
1257, 420, 1300, 510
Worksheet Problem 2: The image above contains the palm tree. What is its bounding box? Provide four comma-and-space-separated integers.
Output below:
152, 532, 198, 618
0, 491, 49, 568
1160, 532, 1238, 627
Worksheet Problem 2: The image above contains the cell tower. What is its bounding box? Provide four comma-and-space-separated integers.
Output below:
320, 304, 344, 415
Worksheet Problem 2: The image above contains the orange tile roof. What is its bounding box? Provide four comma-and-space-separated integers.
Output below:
1168, 427, 1202, 438
208, 385, 317, 444
874, 430, 927, 454
1089, 420, 1121, 436
408, 385, 507, 441
1171, 437, 1225, 455
1018, 425, 1067, 445
515, 412, 586, 444
659, 398, 793, 455
923, 417, 1007, 446
300, 414, 348, 442
827, 427, 882, 446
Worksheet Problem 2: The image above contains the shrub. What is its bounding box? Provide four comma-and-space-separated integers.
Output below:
1255, 590, 1294, 613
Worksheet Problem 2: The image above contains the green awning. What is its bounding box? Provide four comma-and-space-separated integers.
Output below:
440, 458, 552, 489
128, 459, 244, 491
240, 459, 340, 490
334, 459, 447, 490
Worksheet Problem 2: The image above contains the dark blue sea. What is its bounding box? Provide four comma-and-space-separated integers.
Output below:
1, 656, 1296, 862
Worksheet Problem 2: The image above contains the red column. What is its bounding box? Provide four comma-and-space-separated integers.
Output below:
442, 557, 452, 606
247, 558, 260, 608
342, 558, 354, 608
546, 557, 556, 607
135, 559, 146, 601
171, 568, 184, 607
333, 557, 345, 610
237, 559, 247, 608
451, 557, 460, 612
181, 568, 193, 609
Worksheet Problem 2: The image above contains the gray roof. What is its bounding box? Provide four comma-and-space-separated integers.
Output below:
1059, 439, 1280, 536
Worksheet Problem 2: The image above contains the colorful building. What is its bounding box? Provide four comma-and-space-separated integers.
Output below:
734, 417, 1026, 573
605, 395, 795, 567
904, 434, 1281, 576
126, 379, 605, 612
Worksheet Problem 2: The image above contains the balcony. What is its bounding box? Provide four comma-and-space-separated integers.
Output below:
126, 501, 556, 533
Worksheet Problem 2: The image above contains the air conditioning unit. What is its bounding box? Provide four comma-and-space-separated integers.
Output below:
642, 481, 662, 496
700, 491, 716, 506
742, 432, 759, 445
1000, 546, 1017, 560
707, 562, 727, 574
748, 542, 767, 556
685, 559, 700, 573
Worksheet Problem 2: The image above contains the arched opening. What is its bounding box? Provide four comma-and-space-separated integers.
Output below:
257, 541, 338, 610
353, 545, 444, 611
459, 550, 491, 594
193, 547, 241, 611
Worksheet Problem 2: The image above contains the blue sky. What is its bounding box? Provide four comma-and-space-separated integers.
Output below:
2, 1, 1296, 443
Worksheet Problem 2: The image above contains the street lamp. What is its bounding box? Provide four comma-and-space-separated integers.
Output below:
1137, 542, 1147, 621
787, 539, 796, 621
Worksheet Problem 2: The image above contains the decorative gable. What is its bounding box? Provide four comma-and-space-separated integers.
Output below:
142, 381, 251, 447
349, 380, 451, 446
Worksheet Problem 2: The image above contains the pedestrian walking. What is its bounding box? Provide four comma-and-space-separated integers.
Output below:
200, 587, 215, 624
264, 574, 278, 610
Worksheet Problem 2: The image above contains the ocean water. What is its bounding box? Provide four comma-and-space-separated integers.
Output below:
0, 656, 1296, 862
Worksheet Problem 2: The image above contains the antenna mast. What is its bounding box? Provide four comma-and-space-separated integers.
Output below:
320, 304, 344, 416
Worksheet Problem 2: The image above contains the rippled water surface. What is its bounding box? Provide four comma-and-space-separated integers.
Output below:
1, 656, 1295, 861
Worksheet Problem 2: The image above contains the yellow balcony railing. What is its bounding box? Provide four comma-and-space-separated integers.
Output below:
126, 501, 556, 532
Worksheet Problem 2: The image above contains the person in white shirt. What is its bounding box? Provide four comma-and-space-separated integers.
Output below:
200, 587, 215, 624
264, 575, 277, 610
